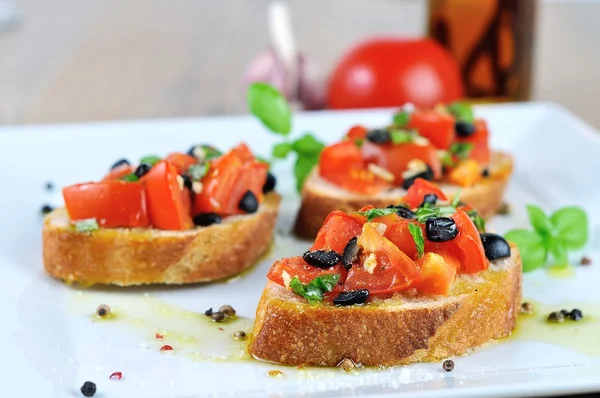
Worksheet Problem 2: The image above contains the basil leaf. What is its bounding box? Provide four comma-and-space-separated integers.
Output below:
439, 150, 455, 167
247, 82, 292, 135
354, 138, 364, 148
526, 204, 553, 236
356, 208, 398, 222
310, 274, 341, 292
140, 155, 161, 166
121, 173, 139, 182
199, 145, 222, 160
449, 143, 474, 160
289, 274, 340, 305
290, 277, 307, 298
467, 210, 486, 232
392, 111, 411, 127
188, 163, 209, 180
292, 134, 325, 156
294, 154, 319, 192
504, 229, 547, 272
547, 235, 569, 267
390, 130, 413, 144
74, 218, 99, 232
447, 102, 475, 123
272, 142, 293, 159
416, 206, 455, 223
550, 206, 588, 250
408, 223, 424, 258
451, 188, 462, 208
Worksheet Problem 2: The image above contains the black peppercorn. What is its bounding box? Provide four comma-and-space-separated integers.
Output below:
570, 309, 583, 321
442, 359, 455, 372
204, 308, 213, 316
80, 381, 96, 397
41, 204, 54, 215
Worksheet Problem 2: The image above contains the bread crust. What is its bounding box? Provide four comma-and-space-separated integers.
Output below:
43, 193, 281, 286
249, 245, 522, 367
295, 152, 513, 239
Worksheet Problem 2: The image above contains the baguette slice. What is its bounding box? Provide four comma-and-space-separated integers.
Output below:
295, 151, 513, 239
43, 193, 281, 286
249, 244, 522, 367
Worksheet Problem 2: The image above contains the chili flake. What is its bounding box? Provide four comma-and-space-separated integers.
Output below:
155, 332, 164, 340
109, 372, 122, 380
160, 345, 173, 351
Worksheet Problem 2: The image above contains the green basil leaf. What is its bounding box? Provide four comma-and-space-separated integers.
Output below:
188, 163, 209, 180
198, 145, 223, 160
354, 138, 364, 148
272, 142, 293, 159
390, 130, 413, 144
294, 154, 319, 192
451, 188, 462, 208
416, 206, 455, 223
447, 102, 475, 123
439, 150, 455, 167
504, 229, 547, 272
74, 218, 99, 232
526, 204, 553, 236
550, 206, 589, 250
547, 235, 569, 267
467, 210, 486, 232
247, 82, 292, 135
289, 274, 340, 305
140, 155, 161, 166
310, 274, 341, 292
408, 223, 425, 258
290, 277, 307, 297
449, 143, 474, 160
292, 134, 325, 156
392, 111, 411, 127
121, 173, 139, 182
356, 208, 398, 222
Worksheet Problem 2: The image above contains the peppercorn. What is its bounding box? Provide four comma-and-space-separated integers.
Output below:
520, 302, 534, 315
337, 357, 356, 372
45, 181, 54, 191
581, 257, 592, 266
560, 309, 570, 317
41, 204, 54, 215
547, 311, 565, 323
80, 381, 96, 397
496, 202, 511, 215
233, 330, 247, 341
211, 312, 225, 322
204, 308, 213, 316
219, 305, 236, 317
96, 304, 110, 317
442, 359, 455, 372
570, 309, 583, 321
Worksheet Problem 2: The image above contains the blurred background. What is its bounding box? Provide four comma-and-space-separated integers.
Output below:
1, 0, 599, 128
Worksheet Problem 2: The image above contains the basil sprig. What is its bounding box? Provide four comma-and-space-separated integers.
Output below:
505, 205, 588, 272
356, 208, 398, 222
447, 102, 475, 123
408, 223, 424, 258
290, 274, 341, 305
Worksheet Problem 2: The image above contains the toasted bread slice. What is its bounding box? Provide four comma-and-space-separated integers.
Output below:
295, 151, 513, 239
43, 193, 281, 286
249, 244, 522, 367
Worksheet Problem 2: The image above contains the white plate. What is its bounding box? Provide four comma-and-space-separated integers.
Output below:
1, 102, 599, 398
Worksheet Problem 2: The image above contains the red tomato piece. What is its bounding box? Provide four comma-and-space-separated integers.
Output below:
230, 143, 255, 163
226, 161, 268, 214
407, 109, 455, 150
457, 119, 491, 165
143, 160, 193, 230
63, 181, 149, 228
361, 141, 442, 185
165, 153, 198, 175
102, 164, 135, 181
413, 252, 457, 295
194, 151, 243, 215
346, 125, 368, 140
267, 256, 347, 287
311, 210, 364, 254
384, 218, 420, 260
319, 141, 389, 194
404, 178, 447, 208
345, 223, 421, 295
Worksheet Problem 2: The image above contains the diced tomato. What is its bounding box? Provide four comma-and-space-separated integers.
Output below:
229, 161, 268, 211
448, 159, 482, 187
165, 152, 198, 175
267, 256, 347, 287
457, 119, 491, 165
319, 141, 389, 194
312, 210, 364, 254
143, 160, 193, 230
424, 208, 488, 274
404, 178, 447, 208
361, 141, 442, 185
194, 151, 243, 215
181, 187, 192, 217
413, 252, 457, 295
345, 223, 422, 295
384, 218, 420, 260
346, 125, 368, 140
406, 109, 455, 150
230, 143, 255, 163
371, 212, 402, 228
102, 164, 135, 181
63, 181, 149, 228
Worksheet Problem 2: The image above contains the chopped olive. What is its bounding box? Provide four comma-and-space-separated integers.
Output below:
366, 128, 391, 144
547, 311, 565, 323
392, 205, 416, 219
238, 190, 259, 213
263, 172, 276, 194
111, 158, 130, 170
181, 174, 192, 190
41, 204, 54, 215
455, 121, 476, 137
80, 381, 97, 397
402, 166, 434, 190
219, 305, 236, 317
481, 168, 490, 178
204, 308, 213, 316
442, 360, 455, 372
211, 312, 225, 322
425, 217, 458, 242
570, 309, 583, 321
333, 290, 369, 306
193, 213, 222, 227
419, 193, 438, 208
134, 163, 152, 178
480, 233, 511, 261
303, 250, 342, 269
96, 304, 110, 317
342, 237, 359, 270
233, 330, 247, 341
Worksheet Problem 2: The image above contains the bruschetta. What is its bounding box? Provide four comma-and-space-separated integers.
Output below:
43, 143, 280, 285
250, 179, 522, 366
295, 103, 513, 238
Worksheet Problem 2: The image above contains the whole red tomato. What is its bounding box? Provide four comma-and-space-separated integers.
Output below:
328, 38, 463, 109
